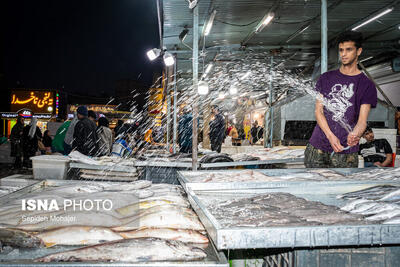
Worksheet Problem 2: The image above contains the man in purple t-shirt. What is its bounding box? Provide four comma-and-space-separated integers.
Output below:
305, 31, 377, 168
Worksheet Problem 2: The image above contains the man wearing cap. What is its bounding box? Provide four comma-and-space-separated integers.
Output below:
359, 127, 393, 167
72, 106, 98, 156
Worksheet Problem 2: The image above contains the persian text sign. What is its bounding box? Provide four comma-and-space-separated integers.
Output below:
11, 90, 54, 113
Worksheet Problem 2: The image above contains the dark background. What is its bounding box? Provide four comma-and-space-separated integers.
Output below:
1, 0, 162, 110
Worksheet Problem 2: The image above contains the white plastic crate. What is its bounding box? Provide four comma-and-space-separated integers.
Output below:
31, 155, 70, 180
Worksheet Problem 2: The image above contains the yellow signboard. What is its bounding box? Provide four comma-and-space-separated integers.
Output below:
11, 91, 54, 113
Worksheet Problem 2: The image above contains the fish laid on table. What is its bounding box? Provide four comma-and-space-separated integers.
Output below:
36, 226, 123, 247
337, 185, 399, 200
0, 228, 44, 248
365, 209, 400, 221
112, 209, 205, 232
358, 203, 399, 216
35, 238, 207, 262
116, 196, 190, 216
103, 180, 152, 191
341, 199, 372, 212
383, 216, 400, 224
379, 189, 400, 202
120, 228, 208, 244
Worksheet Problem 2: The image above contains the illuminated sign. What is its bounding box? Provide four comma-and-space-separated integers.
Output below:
11, 91, 54, 113
69, 105, 117, 113
1, 112, 52, 119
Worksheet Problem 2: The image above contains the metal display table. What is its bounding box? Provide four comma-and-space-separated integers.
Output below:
200, 157, 304, 168
176, 169, 400, 250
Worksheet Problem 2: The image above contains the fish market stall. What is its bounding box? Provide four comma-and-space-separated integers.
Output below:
176, 168, 400, 265
0, 179, 228, 266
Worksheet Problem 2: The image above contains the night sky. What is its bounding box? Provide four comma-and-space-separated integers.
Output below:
2, 0, 162, 97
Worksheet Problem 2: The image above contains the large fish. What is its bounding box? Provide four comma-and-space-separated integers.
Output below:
36, 226, 123, 247
365, 209, 400, 221
35, 238, 206, 262
112, 209, 205, 232
119, 204, 196, 220
0, 228, 44, 248
116, 197, 190, 216
380, 189, 400, 202
383, 216, 400, 224
120, 228, 208, 244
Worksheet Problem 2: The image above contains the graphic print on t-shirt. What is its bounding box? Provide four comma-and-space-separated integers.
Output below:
327, 83, 354, 123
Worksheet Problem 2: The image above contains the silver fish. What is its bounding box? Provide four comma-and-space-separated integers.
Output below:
36, 226, 123, 247
380, 189, 400, 202
35, 238, 206, 262
120, 228, 208, 244
340, 199, 371, 212
383, 216, 400, 224
0, 228, 44, 248
366, 210, 400, 221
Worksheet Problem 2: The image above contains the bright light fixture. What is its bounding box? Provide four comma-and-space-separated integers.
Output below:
286, 24, 311, 43
47, 106, 53, 112
352, 8, 393, 31
198, 81, 209, 95
229, 85, 238, 95
255, 12, 274, 33
204, 10, 217, 36
163, 52, 175, 66
187, 0, 198, 9
218, 92, 225, 99
146, 48, 161, 61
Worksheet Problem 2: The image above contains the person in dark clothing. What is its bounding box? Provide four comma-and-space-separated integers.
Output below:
42, 130, 52, 154
250, 121, 261, 144
22, 117, 42, 167
72, 106, 98, 156
10, 116, 25, 169
114, 120, 124, 137
88, 110, 97, 123
209, 106, 225, 153
178, 107, 193, 153
359, 127, 393, 167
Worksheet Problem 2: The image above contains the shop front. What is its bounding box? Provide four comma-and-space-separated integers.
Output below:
1, 90, 57, 137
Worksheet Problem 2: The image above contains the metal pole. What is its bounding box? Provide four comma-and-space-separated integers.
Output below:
321, 0, 328, 74
173, 58, 178, 153
192, 5, 199, 171
166, 68, 171, 152
268, 56, 274, 148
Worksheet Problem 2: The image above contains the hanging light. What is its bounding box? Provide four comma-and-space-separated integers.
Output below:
187, 0, 198, 9
146, 48, 161, 61
204, 10, 217, 36
229, 85, 238, 95
179, 28, 189, 41
198, 81, 209, 95
218, 92, 225, 99
163, 52, 175, 66
352, 7, 393, 31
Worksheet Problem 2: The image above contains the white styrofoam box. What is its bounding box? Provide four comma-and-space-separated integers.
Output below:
31, 155, 70, 180
372, 128, 397, 152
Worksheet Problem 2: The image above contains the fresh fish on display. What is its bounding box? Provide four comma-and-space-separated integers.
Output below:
112, 209, 205, 232
365, 209, 400, 221
379, 189, 400, 202
341, 199, 371, 212
383, 216, 400, 224
35, 238, 207, 262
350, 202, 380, 214
337, 185, 399, 200
102, 180, 152, 191
36, 226, 123, 247
206, 193, 364, 228
119, 228, 208, 244
0, 228, 44, 248
358, 203, 399, 216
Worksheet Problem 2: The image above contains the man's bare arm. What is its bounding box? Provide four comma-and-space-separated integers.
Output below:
315, 99, 343, 152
